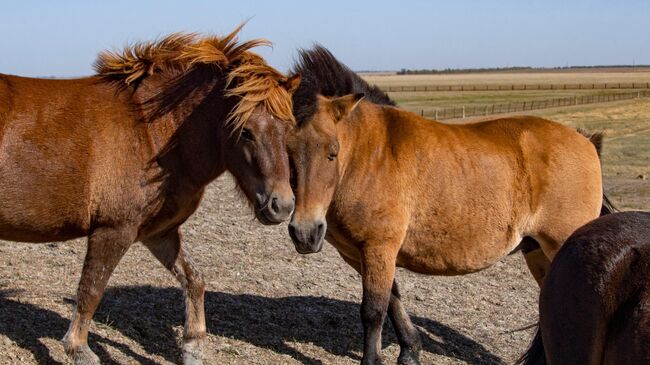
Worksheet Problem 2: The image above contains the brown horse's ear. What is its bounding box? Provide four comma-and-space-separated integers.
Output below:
281, 74, 301, 94
331, 93, 365, 122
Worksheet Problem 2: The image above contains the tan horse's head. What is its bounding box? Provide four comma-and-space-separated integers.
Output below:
287, 93, 364, 253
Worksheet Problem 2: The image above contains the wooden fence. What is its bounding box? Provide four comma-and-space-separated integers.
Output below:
428, 90, 650, 120
384, 82, 650, 92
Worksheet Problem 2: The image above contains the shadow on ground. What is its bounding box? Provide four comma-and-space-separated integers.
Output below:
0, 287, 504, 365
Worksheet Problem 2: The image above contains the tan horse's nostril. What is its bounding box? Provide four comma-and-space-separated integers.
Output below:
316, 222, 325, 238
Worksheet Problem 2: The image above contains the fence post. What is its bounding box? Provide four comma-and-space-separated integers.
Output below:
435, 109, 438, 120
462, 106, 466, 119
421, 109, 424, 117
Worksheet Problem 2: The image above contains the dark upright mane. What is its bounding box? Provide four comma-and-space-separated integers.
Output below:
291, 45, 395, 125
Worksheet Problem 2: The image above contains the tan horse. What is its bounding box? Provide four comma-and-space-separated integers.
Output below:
0, 25, 299, 365
286, 46, 611, 365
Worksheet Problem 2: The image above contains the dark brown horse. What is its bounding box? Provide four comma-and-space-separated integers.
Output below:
0, 26, 299, 365
520, 211, 650, 365
286, 46, 611, 365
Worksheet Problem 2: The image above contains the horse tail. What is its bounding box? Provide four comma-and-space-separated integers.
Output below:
516, 326, 547, 365
577, 129, 617, 216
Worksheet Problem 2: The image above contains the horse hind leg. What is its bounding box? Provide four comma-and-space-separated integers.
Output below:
518, 236, 551, 287
143, 229, 206, 365
523, 217, 591, 286
63, 226, 136, 365
389, 280, 422, 365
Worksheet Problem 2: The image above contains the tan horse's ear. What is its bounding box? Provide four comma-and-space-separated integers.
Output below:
331, 93, 365, 122
281, 74, 301, 94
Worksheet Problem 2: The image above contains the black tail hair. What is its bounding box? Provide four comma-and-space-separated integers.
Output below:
516, 326, 547, 365
577, 129, 617, 216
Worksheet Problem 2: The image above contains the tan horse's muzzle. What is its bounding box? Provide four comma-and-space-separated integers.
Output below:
288, 218, 326, 254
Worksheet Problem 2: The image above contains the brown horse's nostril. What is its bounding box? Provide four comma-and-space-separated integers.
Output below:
271, 197, 280, 214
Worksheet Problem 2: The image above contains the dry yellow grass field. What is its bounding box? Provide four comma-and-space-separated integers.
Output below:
362, 70, 650, 87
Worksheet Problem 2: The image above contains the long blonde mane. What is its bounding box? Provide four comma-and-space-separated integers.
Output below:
94, 24, 295, 128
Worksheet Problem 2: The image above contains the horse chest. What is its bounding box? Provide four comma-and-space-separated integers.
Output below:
138, 188, 204, 239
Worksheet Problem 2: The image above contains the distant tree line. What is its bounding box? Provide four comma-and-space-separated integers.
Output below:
396, 65, 650, 75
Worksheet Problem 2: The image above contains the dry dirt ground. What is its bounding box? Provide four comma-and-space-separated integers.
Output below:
0, 100, 648, 365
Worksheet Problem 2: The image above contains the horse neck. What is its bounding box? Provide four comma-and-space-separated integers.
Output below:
137, 70, 230, 189
338, 103, 395, 177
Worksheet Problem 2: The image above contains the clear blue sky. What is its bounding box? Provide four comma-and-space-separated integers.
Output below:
1, 0, 648, 77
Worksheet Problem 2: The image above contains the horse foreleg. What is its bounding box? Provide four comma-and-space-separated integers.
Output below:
63, 226, 135, 365
144, 229, 206, 365
388, 280, 422, 365
360, 244, 398, 365
338, 251, 421, 364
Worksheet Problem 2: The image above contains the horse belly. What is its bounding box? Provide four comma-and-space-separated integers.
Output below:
0, 145, 92, 242
397, 227, 522, 275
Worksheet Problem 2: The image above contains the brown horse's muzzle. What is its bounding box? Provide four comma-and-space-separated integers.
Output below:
288, 219, 326, 254
256, 191, 295, 225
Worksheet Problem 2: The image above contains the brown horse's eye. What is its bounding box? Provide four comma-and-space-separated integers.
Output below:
289, 158, 297, 189
241, 128, 255, 142
328, 153, 337, 161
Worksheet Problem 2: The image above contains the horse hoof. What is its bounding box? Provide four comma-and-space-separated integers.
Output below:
361, 357, 384, 365
71, 344, 100, 365
397, 349, 421, 365
182, 339, 204, 365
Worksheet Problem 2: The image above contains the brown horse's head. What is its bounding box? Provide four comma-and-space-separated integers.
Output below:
287, 93, 364, 253
95, 27, 303, 225
223, 74, 301, 225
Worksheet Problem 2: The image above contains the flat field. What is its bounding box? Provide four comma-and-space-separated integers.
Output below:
361, 70, 650, 87
361, 71, 650, 115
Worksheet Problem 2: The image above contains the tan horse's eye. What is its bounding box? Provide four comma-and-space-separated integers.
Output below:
328, 143, 339, 161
